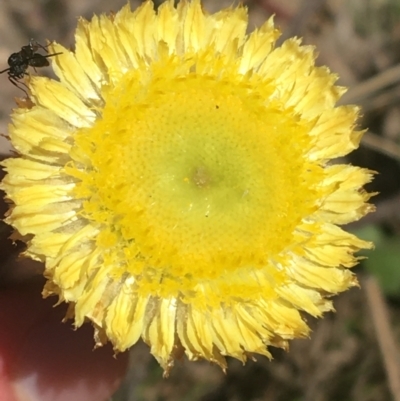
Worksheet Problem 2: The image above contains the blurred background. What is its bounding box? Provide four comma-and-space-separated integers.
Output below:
1, 0, 400, 400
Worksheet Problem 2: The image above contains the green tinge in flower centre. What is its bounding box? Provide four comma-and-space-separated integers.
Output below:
70, 73, 318, 295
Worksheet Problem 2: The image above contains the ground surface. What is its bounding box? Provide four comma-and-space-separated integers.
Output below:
1, 1, 400, 401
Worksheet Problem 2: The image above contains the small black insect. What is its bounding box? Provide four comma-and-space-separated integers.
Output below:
0, 39, 62, 95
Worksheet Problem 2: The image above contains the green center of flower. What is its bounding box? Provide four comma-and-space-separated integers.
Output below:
70, 65, 319, 301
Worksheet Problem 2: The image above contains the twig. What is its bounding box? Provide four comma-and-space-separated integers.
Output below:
357, 85, 400, 113
362, 131, 400, 161
341, 64, 400, 105
364, 275, 400, 401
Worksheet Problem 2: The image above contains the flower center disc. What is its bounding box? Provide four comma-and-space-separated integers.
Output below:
72, 71, 317, 298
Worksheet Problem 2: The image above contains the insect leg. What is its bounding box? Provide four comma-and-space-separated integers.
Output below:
30, 39, 51, 53
8, 77, 28, 96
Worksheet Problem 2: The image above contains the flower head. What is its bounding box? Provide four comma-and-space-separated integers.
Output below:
1, 0, 374, 372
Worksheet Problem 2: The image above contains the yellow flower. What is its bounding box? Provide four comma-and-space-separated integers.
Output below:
1, 0, 374, 372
